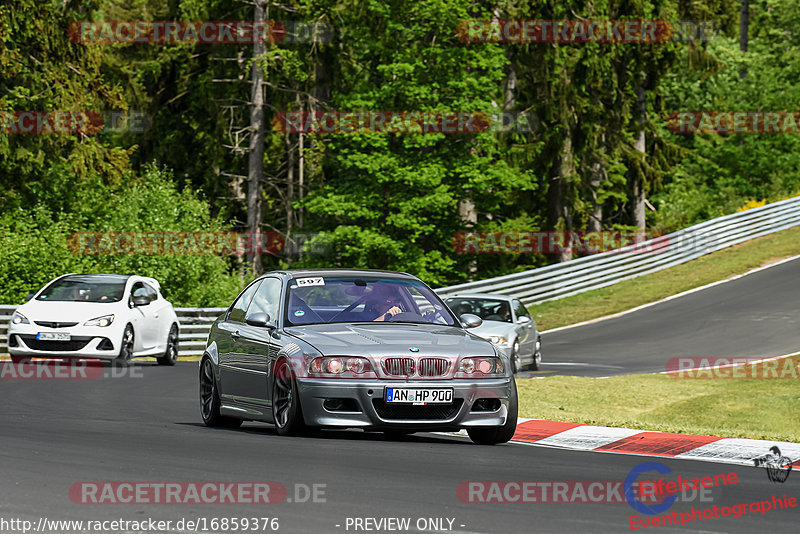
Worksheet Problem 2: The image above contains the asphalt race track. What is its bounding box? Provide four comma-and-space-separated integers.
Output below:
3, 258, 800, 533
527, 255, 800, 378
1, 363, 798, 534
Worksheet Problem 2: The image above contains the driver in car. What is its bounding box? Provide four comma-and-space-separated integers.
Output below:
367, 286, 404, 322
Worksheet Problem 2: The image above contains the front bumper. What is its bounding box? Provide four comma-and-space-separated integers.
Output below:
296, 377, 513, 431
7, 324, 121, 360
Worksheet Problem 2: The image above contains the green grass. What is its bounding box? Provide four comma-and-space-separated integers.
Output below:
517, 355, 800, 442
519, 226, 800, 442
529, 226, 800, 331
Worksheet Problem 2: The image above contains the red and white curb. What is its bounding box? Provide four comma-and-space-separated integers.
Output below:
506, 418, 800, 468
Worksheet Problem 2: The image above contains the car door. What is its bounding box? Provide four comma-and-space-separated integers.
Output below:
130, 281, 160, 351
236, 277, 283, 408
512, 299, 535, 362
217, 280, 261, 402
143, 282, 169, 351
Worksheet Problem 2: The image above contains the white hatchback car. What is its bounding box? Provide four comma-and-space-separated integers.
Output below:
8, 273, 180, 366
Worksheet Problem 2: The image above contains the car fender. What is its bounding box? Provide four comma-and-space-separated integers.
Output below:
205, 340, 219, 366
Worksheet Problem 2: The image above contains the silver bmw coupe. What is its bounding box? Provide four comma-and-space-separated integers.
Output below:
199, 269, 518, 444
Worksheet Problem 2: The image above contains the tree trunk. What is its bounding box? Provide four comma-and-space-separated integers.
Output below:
297, 93, 305, 230
740, 0, 749, 78
631, 75, 646, 231
547, 135, 574, 263
246, 0, 267, 275
588, 164, 603, 233
588, 134, 605, 233
459, 198, 478, 278
285, 132, 295, 262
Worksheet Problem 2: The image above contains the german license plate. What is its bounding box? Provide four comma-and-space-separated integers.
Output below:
36, 332, 71, 341
385, 388, 453, 404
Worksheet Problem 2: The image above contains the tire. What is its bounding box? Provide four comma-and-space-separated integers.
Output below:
510, 340, 521, 374
467, 379, 518, 445
157, 325, 179, 366
114, 324, 135, 367
199, 357, 242, 428
272, 358, 307, 436
530, 337, 542, 371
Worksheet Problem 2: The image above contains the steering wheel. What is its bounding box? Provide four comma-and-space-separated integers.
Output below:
388, 311, 424, 322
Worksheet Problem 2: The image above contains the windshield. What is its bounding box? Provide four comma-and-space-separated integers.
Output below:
285, 276, 456, 326
445, 297, 512, 323
36, 276, 127, 303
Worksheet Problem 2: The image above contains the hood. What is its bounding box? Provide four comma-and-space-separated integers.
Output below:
285, 322, 495, 358
470, 320, 515, 339
16, 299, 122, 322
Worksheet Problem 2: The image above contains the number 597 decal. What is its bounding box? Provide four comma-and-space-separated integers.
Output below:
296, 277, 325, 287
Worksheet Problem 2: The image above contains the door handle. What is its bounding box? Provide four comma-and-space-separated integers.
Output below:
231, 330, 240, 340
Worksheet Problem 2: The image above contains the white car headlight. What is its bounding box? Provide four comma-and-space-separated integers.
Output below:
456, 356, 505, 377
11, 311, 29, 325
489, 335, 507, 345
84, 314, 115, 327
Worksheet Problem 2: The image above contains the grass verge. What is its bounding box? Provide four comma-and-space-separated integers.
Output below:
517, 355, 800, 442
528, 226, 800, 331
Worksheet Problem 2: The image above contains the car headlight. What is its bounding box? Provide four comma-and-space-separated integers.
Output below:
456, 356, 505, 378
308, 356, 373, 377
84, 314, 114, 327
11, 311, 29, 325
488, 335, 507, 345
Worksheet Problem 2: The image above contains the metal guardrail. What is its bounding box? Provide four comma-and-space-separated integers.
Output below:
435, 195, 800, 304
2, 195, 799, 357
0, 306, 226, 358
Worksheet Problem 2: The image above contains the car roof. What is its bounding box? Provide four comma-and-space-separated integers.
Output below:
266, 269, 417, 280
445, 293, 515, 301
61, 273, 132, 283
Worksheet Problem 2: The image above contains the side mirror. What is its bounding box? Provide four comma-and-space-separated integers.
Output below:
460, 313, 483, 329
245, 312, 273, 328
133, 296, 150, 307
24, 292, 35, 302
517, 315, 531, 324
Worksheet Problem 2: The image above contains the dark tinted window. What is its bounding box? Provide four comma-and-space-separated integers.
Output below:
247, 278, 282, 323
37, 275, 127, 303
513, 299, 529, 319
229, 281, 261, 323
445, 298, 512, 323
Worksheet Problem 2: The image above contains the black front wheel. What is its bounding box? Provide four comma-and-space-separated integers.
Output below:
272, 359, 307, 436
510, 340, 521, 374
467, 380, 518, 445
530, 337, 542, 371
157, 325, 179, 366
114, 325, 134, 367
199, 357, 242, 428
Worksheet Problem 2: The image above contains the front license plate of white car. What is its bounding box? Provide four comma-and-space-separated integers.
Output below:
385, 388, 453, 404
36, 332, 70, 341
